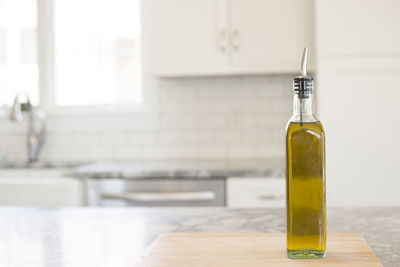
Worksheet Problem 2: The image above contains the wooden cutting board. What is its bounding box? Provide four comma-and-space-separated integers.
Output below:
136, 233, 382, 266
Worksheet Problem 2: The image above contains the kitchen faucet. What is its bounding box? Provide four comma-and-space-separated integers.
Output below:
9, 94, 46, 163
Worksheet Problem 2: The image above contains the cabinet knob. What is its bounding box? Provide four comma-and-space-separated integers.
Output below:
219, 29, 227, 52
231, 29, 240, 51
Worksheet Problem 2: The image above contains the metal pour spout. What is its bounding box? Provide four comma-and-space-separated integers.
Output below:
295, 47, 312, 126
300, 47, 308, 76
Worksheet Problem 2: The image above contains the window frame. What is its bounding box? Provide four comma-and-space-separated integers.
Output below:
37, 0, 145, 116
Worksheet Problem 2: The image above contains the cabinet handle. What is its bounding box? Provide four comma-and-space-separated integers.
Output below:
231, 29, 240, 51
258, 194, 284, 200
219, 29, 227, 52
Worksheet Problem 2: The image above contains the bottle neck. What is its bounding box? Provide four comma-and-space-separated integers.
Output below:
291, 93, 317, 123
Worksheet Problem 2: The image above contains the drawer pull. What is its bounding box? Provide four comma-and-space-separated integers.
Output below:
101, 191, 216, 202
258, 194, 284, 200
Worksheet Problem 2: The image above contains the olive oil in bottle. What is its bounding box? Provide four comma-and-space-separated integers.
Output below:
286, 48, 326, 259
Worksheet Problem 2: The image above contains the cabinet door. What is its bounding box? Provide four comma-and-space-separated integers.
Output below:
230, 0, 314, 73
315, 0, 400, 206
227, 177, 285, 208
0, 177, 82, 207
316, 0, 400, 56
317, 57, 400, 207
143, 0, 229, 76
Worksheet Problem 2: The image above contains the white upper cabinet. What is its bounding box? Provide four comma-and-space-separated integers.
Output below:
315, 0, 400, 56
230, 0, 314, 74
143, 0, 230, 76
143, 0, 314, 76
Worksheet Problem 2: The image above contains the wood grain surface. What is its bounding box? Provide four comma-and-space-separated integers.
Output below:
136, 233, 382, 266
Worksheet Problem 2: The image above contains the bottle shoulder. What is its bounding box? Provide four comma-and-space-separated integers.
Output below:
286, 120, 325, 136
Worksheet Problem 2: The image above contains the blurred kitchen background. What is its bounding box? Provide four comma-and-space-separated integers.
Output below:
0, 0, 399, 208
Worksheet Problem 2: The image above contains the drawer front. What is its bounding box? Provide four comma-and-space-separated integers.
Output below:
227, 177, 285, 208
87, 178, 226, 207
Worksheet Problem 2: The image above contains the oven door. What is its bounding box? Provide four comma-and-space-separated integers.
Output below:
87, 178, 226, 207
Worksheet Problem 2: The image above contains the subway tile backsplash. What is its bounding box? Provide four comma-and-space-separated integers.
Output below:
0, 75, 292, 163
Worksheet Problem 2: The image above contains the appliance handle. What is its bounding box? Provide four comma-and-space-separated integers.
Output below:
101, 191, 216, 202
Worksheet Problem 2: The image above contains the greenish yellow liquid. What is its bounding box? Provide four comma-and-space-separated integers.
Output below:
286, 121, 326, 259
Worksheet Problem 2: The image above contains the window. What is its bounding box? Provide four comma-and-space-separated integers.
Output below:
53, 0, 142, 106
0, 0, 142, 109
0, 0, 38, 106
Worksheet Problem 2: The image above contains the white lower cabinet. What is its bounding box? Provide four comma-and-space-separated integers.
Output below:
227, 177, 285, 208
0, 169, 83, 207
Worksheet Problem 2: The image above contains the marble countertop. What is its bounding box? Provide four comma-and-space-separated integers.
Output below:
0, 207, 398, 267
69, 158, 284, 179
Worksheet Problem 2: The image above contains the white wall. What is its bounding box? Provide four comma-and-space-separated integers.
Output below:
0, 74, 292, 163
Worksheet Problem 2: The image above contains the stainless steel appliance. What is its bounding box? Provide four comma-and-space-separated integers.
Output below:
86, 178, 226, 207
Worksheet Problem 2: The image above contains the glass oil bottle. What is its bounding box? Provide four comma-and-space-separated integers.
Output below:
286, 48, 326, 259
